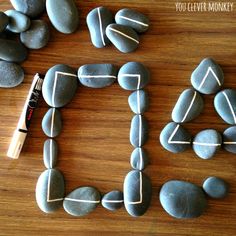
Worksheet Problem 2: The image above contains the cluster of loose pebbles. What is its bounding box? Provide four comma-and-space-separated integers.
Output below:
36, 62, 152, 217
87, 7, 149, 53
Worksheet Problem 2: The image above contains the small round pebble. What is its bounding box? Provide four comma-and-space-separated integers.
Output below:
115, 8, 149, 33
193, 129, 222, 159
118, 62, 150, 90
43, 139, 58, 169
191, 58, 224, 95
101, 190, 124, 211
20, 20, 50, 49
106, 23, 139, 53
203, 177, 229, 199
42, 108, 62, 138
223, 126, 236, 154
130, 147, 149, 170
0, 12, 9, 32
5, 10, 31, 33
0, 61, 24, 88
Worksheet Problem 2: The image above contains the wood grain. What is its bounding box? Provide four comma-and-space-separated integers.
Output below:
0, 1, 236, 235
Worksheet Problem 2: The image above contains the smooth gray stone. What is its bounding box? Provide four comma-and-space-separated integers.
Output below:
78, 64, 117, 88
130, 115, 148, 148
63, 186, 101, 216
159, 180, 207, 219
214, 89, 236, 125
10, 0, 46, 18
20, 20, 50, 49
0, 61, 24, 88
124, 170, 152, 217
203, 177, 229, 199
101, 190, 123, 211
87, 7, 113, 48
223, 126, 236, 154
46, 0, 79, 34
42, 64, 78, 108
0, 38, 27, 62
106, 23, 139, 53
35, 169, 65, 213
128, 90, 149, 114
172, 88, 204, 123
0, 12, 9, 32
5, 10, 30, 33
118, 62, 150, 90
191, 58, 224, 95
43, 139, 58, 169
42, 108, 62, 138
160, 122, 191, 153
193, 129, 222, 159
115, 8, 149, 33
130, 147, 149, 170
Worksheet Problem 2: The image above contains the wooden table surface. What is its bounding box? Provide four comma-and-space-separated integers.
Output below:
0, 0, 236, 235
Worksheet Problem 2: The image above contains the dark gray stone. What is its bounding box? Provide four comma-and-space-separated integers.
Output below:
130, 115, 148, 148
0, 12, 9, 32
101, 190, 123, 211
87, 6, 113, 48
172, 88, 204, 123
78, 64, 117, 88
43, 139, 58, 169
35, 169, 65, 213
63, 187, 101, 216
106, 23, 139, 53
115, 8, 149, 33
118, 62, 150, 90
10, 0, 46, 18
223, 126, 236, 154
46, 0, 79, 34
42, 64, 78, 108
0, 61, 24, 88
42, 108, 62, 138
159, 180, 207, 219
214, 89, 236, 125
203, 176, 229, 199
124, 170, 152, 217
159, 122, 191, 153
128, 89, 149, 114
193, 129, 222, 159
191, 58, 224, 95
0, 38, 27, 62
130, 147, 149, 170
20, 20, 50, 49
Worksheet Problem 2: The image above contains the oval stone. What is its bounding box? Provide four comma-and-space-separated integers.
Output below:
35, 169, 65, 213
0, 12, 9, 32
193, 129, 222, 159
130, 147, 149, 171
191, 58, 224, 95
63, 187, 101, 216
43, 139, 58, 169
214, 89, 236, 125
42, 64, 78, 108
20, 20, 50, 49
203, 177, 229, 199
128, 89, 149, 114
124, 170, 152, 217
42, 108, 62, 138
101, 190, 124, 211
106, 23, 139, 53
172, 88, 204, 123
130, 115, 149, 148
115, 8, 149, 33
0, 38, 27, 62
159, 180, 207, 219
78, 64, 117, 88
10, 0, 46, 18
118, 62, 150, 90
159, 122, 191, 153
46, 0, 79, 34
87, 7, 113, 48
0, 61, 24, 88
223, 126, 236, 154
